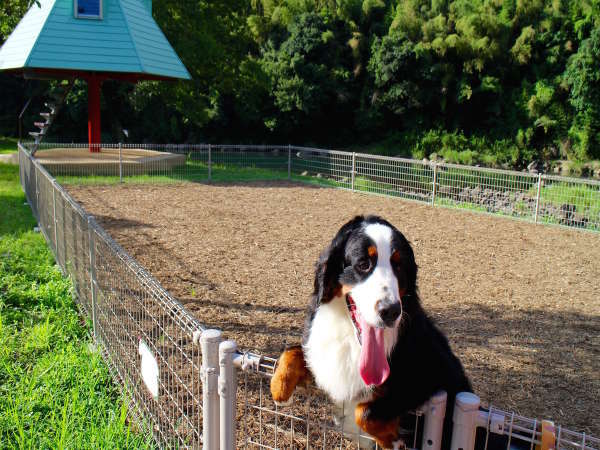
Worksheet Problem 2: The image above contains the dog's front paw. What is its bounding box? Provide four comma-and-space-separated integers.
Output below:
355, 402, 402, 449
270, 346, 310, 404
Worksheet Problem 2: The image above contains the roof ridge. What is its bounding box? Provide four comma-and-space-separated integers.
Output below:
119, 0, 146, 74
24, 0, 58, 67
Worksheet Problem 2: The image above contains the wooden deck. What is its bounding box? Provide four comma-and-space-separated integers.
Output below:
34, 147, 186, 175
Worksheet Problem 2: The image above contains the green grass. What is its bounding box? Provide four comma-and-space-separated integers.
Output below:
0, 162, 153, 449
0, 137, 18, 154
55, 159, 344, 187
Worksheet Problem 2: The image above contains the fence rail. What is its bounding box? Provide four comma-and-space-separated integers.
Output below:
24, 141, 600, 232
17, 142, 600, 450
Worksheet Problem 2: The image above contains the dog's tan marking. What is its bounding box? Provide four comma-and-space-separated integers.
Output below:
355, 402, 402, 449
368, 245, 378, 258
270, 346, 311, 403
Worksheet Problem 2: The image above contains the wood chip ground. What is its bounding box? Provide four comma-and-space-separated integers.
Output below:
68, 181, 600, 434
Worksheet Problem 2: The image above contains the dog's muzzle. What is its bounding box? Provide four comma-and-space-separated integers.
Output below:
376, 299, 402, 327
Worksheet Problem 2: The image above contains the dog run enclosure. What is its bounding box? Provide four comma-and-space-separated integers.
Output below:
26, 141, 600, 232
17, 142, 600, 450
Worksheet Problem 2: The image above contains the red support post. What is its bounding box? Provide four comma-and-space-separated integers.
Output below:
87, 76, 102, 152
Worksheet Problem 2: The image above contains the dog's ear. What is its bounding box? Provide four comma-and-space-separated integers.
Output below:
313, 216, 364, 304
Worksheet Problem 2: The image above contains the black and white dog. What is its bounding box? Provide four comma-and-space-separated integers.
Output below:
271, 215, 471, 449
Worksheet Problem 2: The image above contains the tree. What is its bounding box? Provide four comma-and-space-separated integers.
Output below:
565, 26, 600, 159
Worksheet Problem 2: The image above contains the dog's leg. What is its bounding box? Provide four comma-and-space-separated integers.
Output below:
270, 345, 311, 404
355, 402, 404, 449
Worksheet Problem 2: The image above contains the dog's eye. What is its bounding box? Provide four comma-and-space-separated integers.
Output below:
356, 259, 371, 273
391, 250, 402, 268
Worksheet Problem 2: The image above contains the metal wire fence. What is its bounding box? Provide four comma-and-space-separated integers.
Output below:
19, 144, 208, 448
18, 142, 600, 450
24, 141, 600, 232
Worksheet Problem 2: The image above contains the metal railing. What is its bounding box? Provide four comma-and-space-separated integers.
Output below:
19, 144, 209, 448
23, 141, 600, 232
17, 142, 600, 450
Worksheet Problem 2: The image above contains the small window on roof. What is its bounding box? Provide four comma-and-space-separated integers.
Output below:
75, 0, 101, 19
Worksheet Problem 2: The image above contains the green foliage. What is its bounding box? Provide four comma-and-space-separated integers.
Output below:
565, 26, 600, 159
2, 0, 600, 166
0, 0, 30, 43
0, 163, 152, 449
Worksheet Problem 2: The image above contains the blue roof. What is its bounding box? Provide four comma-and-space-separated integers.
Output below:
0, 0, 191, 80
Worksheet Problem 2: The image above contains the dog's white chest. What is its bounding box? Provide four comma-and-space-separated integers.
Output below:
303, 296, 368, 403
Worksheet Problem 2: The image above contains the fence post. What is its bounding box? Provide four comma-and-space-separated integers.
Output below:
35, 163, 39, 216
208, 144, 212, 181
87, 217, 97, 338
201, 329, 222, 450
218, 341, 238, 450
287, 144, 291, 180
450, 392, 480, 450
534, 173, 542, 223
52, 183, 58, 253
422, 391, 447, 450
431, 163, 438, 206
119, 142, 123, 183
351, 152, 356, 191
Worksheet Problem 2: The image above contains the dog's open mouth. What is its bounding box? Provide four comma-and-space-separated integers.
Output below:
345, 294, 362, 343
345, 294, 391, 386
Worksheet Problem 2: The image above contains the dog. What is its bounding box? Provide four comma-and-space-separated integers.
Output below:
270, 215, 471, 449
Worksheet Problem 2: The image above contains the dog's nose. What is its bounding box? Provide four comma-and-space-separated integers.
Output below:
377, 300, 401, 326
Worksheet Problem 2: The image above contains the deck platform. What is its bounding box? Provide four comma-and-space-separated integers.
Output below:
34, 147, 186, 176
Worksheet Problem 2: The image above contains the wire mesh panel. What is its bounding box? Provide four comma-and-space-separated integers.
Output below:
291, 146, 353, 189
474, 405, 600, 450
209, 145, 290, 178
91, 225, 204, 447
355, 154, 434, 201
537, 175, 600, 231
18, 144, 207, 448
239, 372, 421, 450
231, 353, 425, 450
434, 163, 539, 219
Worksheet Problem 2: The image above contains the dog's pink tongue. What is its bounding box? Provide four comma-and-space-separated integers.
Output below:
357, 313, 390, 386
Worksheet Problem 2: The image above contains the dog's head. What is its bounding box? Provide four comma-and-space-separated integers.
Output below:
313, 215, 417, 329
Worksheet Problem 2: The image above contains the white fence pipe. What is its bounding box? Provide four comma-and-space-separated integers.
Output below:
218, 340, 238, 450
87, 217, 97, 338
201, 329, 222, 450
422, 391, 447, 450
351, 152, 356, 191
450, 392, 481, 450
208, 144, 212, 181
431, 163, 438, 206
534, 173, 542, 223
287, 144, 291, 179
118, 142, 123, 182
52, 183, 58, 251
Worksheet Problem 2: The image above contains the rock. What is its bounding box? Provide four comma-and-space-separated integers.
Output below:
301, 171, 308, 176
527, 160, 544, 174
316, 173, 322, 178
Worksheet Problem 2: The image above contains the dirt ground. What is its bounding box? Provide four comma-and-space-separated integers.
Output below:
68, 181, 600, 434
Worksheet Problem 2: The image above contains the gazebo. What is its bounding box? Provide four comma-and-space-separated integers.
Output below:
0, 0, 191, 151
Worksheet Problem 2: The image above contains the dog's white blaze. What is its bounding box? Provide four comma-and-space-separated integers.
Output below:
304, 295, 367, 403
351, 223, 401, 328
304, 222, 402, 404
304, 297, 398, 403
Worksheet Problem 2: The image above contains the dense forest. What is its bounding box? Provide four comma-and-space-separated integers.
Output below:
1, 0, 600, 170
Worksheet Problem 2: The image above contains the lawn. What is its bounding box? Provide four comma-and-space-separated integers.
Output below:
0, 162, 152, 449
0, 137, 18, 154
